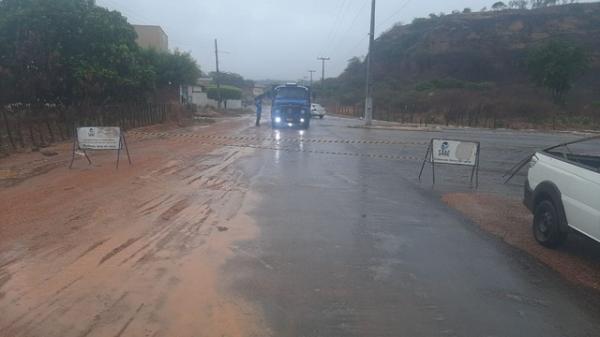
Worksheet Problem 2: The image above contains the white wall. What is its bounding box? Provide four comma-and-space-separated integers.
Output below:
182, 86, 242, 110
225, 100, 242, 110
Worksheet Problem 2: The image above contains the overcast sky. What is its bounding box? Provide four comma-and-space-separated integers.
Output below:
96, 0, 592, 81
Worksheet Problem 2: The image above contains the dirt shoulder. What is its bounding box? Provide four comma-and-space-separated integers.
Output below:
0, 116, 271, 337
443, 193, 600, 292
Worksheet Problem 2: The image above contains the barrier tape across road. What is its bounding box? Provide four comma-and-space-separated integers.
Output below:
130, 131, 429, 146
129, 131, 424, 162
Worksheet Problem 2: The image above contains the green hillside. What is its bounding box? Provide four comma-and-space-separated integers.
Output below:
321, 2, 600, 129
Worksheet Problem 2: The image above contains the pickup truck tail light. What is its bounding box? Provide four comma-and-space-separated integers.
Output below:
529, 154, 539, 169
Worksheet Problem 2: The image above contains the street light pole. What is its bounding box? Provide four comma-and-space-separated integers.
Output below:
214, 38, 222, 109
364, 0, 376, 126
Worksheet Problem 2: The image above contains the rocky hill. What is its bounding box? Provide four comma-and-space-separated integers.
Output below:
324, 2, 600, 129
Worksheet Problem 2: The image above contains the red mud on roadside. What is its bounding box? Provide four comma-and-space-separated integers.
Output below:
443, 193, 600, 291
0, 117, 271, 337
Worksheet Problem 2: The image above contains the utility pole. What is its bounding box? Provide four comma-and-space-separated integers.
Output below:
308, 70, 316, 87
214, 39, 222, 109
364, 0, 376, 126
317, 57, 330, 88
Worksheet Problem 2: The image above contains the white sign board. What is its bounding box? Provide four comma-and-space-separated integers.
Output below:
432, 139, 479, 167
77, 127, 121, 150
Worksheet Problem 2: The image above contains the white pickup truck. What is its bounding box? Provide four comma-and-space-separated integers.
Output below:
524, 136, 600, 248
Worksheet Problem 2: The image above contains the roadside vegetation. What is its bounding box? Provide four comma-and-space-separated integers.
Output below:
318, 1, 600, 130
207, 85, 243, 109
0, 0, 202, 153
0, 0, 201, 106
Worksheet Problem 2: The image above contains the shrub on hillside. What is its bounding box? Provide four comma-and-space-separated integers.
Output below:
415, 78, 494, 91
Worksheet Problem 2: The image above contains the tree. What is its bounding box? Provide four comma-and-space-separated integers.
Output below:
0, 0, 202, 106
530, 0, 572, 8
492, 1, 508, 10
463, 8, 472, 13
509, 0, 529, 9
0, 0, 157, 104
142, 49, 201, 87
207, 85, 242, 102
527, 40, 589, 106
209, 71, 250, 88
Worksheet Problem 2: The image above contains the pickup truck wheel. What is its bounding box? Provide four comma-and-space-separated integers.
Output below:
533, 200, 567, 248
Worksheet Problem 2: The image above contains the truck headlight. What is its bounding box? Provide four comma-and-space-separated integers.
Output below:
300, 118, 305, 123
275, 117, 282, 123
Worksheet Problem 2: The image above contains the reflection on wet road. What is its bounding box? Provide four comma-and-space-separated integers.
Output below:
1, 115, 599, 337
226, 116, 600, 337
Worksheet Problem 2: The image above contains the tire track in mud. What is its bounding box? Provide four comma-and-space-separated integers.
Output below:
99, 237, 143, 265
1, 138, 268, 336
113, 303, 145, 337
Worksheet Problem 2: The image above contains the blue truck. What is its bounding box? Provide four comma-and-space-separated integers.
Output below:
271, 83, 311, 129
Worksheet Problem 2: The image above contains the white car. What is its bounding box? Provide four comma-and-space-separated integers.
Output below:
524, 136, 600, 248
311, 103, 326, 119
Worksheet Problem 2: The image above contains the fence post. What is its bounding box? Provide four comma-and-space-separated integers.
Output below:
37, 123, 46, 147
45, 119, 55, 143
1, 109, 16, 150
0, 119, 4, 151
28, 123, 36, 149
130, 105, 136, 129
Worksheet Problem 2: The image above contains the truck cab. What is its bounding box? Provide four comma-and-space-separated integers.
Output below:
271, 84, 311, 129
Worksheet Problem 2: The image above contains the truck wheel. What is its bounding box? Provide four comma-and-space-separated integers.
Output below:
533, 200, 567, 248
319, 115, 324, 119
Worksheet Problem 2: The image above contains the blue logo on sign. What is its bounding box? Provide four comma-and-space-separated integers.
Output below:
439, 142, 450, 157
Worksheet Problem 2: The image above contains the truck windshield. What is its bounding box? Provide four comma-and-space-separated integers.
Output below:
276, 87, 308, 100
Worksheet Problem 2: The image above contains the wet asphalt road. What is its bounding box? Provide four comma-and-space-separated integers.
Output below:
225, 115, 600, 337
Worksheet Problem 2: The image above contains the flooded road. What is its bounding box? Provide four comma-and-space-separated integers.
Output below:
0, 119, 269, 337
1, 115, 599, 336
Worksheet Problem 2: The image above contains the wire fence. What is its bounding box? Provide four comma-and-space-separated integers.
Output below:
331, 103, 600, 130
0, 103, 173, 153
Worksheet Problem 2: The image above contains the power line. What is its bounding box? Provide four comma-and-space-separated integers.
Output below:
375, 0, 412, 30
322, 0, 358, 56
342, 0, 412, 58
319, 0, 350, 57
325, 0, 371, 58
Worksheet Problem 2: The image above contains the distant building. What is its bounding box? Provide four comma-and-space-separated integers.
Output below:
133, 25, 168, 52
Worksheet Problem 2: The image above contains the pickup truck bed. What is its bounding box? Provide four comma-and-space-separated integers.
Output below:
525, 136, 600, 248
